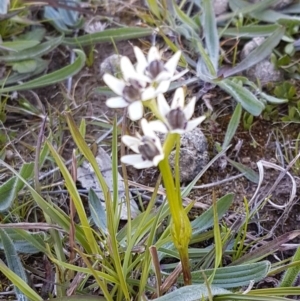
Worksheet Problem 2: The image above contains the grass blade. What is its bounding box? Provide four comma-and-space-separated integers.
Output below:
223, 26, 285, 77
63, 27, 152, 46
0, 49, 85, 93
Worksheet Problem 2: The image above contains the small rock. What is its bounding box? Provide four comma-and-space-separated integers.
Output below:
213, 0, 229, 15
240, 37, 284, 85
168, 128, 209, 182
248, 0, 293, 10
100, 54, 122, 77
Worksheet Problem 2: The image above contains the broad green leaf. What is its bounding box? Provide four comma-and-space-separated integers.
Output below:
0, 49, 85, 93
221, 24, 281, 38
18, 27, 46, 42
0, 229, 30, 301
0, 35, 63, 62
229, 0, 286, 14
12, 59, 37, 73
63, 27, 152, 46
191, 194, 234, 238
180, 261, 271, 288
229, 0, 300, 23
153, 284, 231, 300
44, 6, 73, 33
0, 162, 34, 211
88, 188, 107, 233
222, 103, 242, 149
227, 158, 259, 183
0, 59, 48, 85
201, 0, 219, 73
281, 3, 300, 13
0, 229, 47, 254
218, 79, 265, 116
223, 26, 285, 77
0, 40, 40, 52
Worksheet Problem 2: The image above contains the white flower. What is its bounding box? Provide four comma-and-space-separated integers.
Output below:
134, 46, 188, 85
103, 56, 163, 121
149, 88, 206, 134
121, 119, 164, 169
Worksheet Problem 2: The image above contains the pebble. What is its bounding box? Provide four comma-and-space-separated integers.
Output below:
168, 128, 209, 182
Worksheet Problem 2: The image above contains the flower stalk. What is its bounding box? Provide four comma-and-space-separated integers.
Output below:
158, 154, 192, 285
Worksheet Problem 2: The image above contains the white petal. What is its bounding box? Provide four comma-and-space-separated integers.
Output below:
103, 74, 125, 95
141, 86, 157, 100
128, 101, 144, 121
171, 87, 185, 109
157, 93, 171, 117
170, 69, 189, 81
155, 70, 172, 82
121, 154, 144, 166
141, 118, 157, 139
183, 96, 196, 120
185, 116, 206, 132
164, 51, 181, 75
153, 153, 164, 166
134, 46, 148, 75
134, 160, 155, 169
121, 56, 138, 82
122, 135, 140, 153
155, 80, 170, 94
148, 120, 169, 133
106, 96, 128, 108
148, 46, 161, 63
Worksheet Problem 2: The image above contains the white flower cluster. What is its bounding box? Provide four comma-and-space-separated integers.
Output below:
103, 46, 205, 169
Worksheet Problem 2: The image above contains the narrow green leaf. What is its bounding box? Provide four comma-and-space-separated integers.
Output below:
49, 297, 106, 301
259, 92, 288, 104
183, 261, 271, 288
145, 0, 161, 19
0, 40, 40, 52
88, 188, 107, 233
173, 0, 199, 32
63, 27, 152, 47
227, 158, 259, 183
218, 79, 265, 116
191, 194, 234, 238
0, 36, 63, 62
0, 229, 37, 301
223, 26, 285, 77
0, 49, 85, 93
47, 143, 99, 255
0, 256, 42, 301
201, 0, 219, 72
153, 284, 231, 300
0, 159, 92, 253
0, 162, 34, 211
222, 103, 242, 149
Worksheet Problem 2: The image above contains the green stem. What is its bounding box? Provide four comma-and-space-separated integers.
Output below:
280, 246, 300, 288
158, 137, 192, 285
